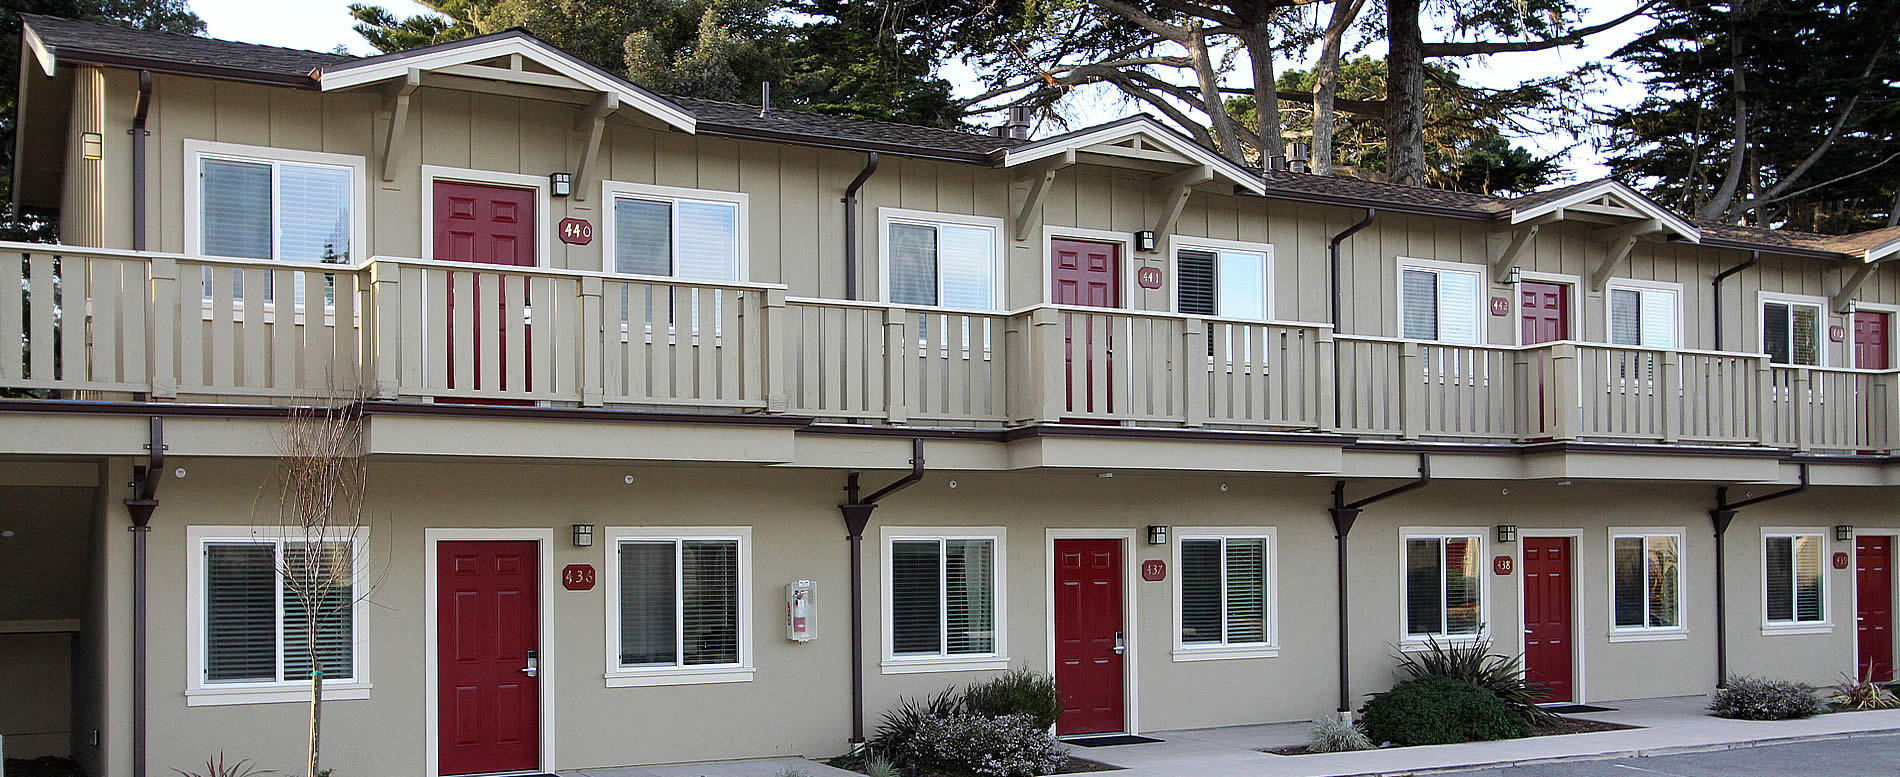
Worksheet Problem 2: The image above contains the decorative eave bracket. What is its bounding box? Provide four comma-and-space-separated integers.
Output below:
1150, 165, 1213, 250
571, 92, 619, 202
1589, 218, 1662, 291
379, 68, 422, 183
1013, 149, 1074, 242
1832, 259, 1885, 313
1488, 212, 1559, 284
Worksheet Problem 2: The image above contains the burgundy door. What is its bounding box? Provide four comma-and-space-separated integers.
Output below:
1052, 240, 1121, 417
1053, 539, 1125, 736
434, 181, 537, 398
1522, 537, 1574, 703
1858, 536, 1894, 682
1855, 311, 1890, 370
1519, 281, 1568, 345
438, 540, 539, 776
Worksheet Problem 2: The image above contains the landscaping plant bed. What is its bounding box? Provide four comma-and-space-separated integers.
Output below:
1261, 716, 1640, 756
831, 754, 1123, 776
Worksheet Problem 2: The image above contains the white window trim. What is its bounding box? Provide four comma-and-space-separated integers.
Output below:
600, 526, 753, 687
1758, 291, 1830, 367
1603, 279, 1684, 350
183, 524, 371, 707
1606, 527, 1688, 640
878, 207, 1007, 312
599, 180, 750, 283
420, 165, 553, 267
1760, 527, 1833, 635
1396, 257, 1487, 345
184, 139, 368, 264
1171, 527, 1279, 661
1170, 237, 1276, 321
1397, 527, 1489, 648
879, 525, 1008, 674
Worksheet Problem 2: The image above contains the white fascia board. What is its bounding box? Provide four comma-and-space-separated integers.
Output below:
22, 22, 55, 76
1001, 117, 1265, 195
1512, 179, 1700, 243
317, 36, 695, 134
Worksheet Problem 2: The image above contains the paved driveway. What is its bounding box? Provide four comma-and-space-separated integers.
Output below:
1438, 732, 1900, 777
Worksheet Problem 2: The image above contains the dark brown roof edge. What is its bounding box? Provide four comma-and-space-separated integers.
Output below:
0, 398, 818, 428
693, 122, 995, 165
54, 50, 321, 90
1001, 424, 1353, 446
1348, 438, 1801, 460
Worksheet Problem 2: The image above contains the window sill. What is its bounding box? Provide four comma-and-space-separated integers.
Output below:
1761, 624, 1833, 637
880, 656, 1010, 675
1397, 637, 1485, 653
1609, 630, 1689, 643
185, 682, 371, 707
604, 666, 754, 687
1172, 645, 1279, 662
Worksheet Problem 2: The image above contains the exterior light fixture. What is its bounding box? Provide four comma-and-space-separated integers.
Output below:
571, 523, 594, 547
1504, 265, 1522, 285
1134, 230, 1157, 252
550, 171, 573, 197
1495, 524, 1518, 543
1147, 525, 1170, 545
1836, 525, 1854, 542
81, 132, 103, 160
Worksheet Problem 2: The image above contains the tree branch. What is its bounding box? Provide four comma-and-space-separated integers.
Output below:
1420, 1, 1658, 58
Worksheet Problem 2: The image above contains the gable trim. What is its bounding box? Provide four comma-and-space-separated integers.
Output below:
1511, 179, 1699, 243
1000, 116, 1265, 195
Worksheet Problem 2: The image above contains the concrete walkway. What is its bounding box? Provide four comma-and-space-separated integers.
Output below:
1079, 695, 1900, 777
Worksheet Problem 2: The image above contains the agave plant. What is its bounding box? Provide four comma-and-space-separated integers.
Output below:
170, 754, 273, 777
1394, 634, 1561, 727
866, 687, 962, 764
1829, 667, 1900, 711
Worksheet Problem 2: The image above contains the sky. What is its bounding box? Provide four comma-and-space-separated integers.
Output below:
189, 0, 1653, 182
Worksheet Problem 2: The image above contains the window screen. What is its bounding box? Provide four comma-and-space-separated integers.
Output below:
1764, 302, 1822, 365
1404, 536, 1481, 637
278, 165, 353, 263
616, 538, 742, 668
204, 543, 278, 682
614, 198, 672, 276
282, 541, 354, 681
890, 537, 996, 657
1177, 249, 1217, 317
681, 540, 739, 665
618, 541, 678, 665
1180, 539, 1222, 642
1614, 535, 1679, 629
889, 224, 939, 307
202, 160, 273, 261
1402, 270, 1439, 340
887, 221, 996, 310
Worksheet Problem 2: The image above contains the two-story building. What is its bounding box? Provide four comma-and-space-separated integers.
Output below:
2, 15, 1897, 777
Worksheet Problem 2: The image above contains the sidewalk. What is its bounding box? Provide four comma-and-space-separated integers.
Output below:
1080, 695, 1900, 777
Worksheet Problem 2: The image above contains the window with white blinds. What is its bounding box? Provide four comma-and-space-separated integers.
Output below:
194, 150, 357, 264
1612, 533, 1681, 631
1762, 300, 1823, 366
1609, 286, 1680, 348
1177, 534, 1273, 652
195, 532, 362, 690
614, 535, 744, 670
886, 533, 1001, 661
1402, 533, 1483, 640
609, 193, 742, 281
882, 210, 1001, 311
1763, 533, 1827, 627
1176, 245, 1270, 320
1400, 264, 1482, 344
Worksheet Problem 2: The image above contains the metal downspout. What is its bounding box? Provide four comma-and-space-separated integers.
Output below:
1328, 453, 1429, 714
1712, 250, 1759, 352
1709, 463, 1809, 687
838, 438, 924, 746
130, 70, 152, 251
1328, 209, 1376, 427
841, 153, 880, 301
123, 416, 164, 777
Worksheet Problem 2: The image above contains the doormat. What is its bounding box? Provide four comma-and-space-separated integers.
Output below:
1067, 735, 1163, 747
1543, 704, 1616, 714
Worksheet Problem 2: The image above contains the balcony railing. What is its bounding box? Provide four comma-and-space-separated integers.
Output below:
4, 243, 1895, 454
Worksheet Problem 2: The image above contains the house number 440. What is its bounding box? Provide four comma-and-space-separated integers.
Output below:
559, 217, 594, 246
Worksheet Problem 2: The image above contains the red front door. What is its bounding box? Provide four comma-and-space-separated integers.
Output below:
1855, 311, 1890, 370
1051, 240, 1120, 417
1522, 537, 1574, 703
1520, 281, 1568, 345
1858, 536, 1894, 682
1053, 539, 1125, 736
437, 541, 540, 776
434, 181, 537, 397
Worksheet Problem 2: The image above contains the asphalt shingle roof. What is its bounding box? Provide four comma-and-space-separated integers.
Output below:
22, 13, 350, 80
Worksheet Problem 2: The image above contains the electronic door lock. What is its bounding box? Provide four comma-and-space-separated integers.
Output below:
522, 649, 539, 678
1113, 631, 1125, 655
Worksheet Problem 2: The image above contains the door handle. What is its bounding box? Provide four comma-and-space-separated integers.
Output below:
522, 649, 539, 678
1113, 631, 1125, 655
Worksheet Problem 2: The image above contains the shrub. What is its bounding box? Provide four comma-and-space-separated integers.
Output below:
868, 688, 962, 764
1395, 635, 1559, 727
1306, 715, 1375, 752
861, 753, 900, 777
1710, 676, 1823, 720
1361, 677, 1529, 746
169, 754, 273, 777
1829, 670, 1900, 711
964, 667, 1065, 731
898, 713, 1067, 777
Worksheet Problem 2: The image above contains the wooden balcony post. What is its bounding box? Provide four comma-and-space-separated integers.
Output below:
1183, 316, 1208, 428
1314, 326, 1337, 432
366, 262, 402, 400
1033, 308, 1067, 423
1791, 366, 1811, 452
1755, 357, 1776, 447
884, 307, 908, 424
579, 275, 604, 407
1549, 343, 1578, 441
1659, 350, 1681, 443
760, 288, 788, 413
147, 257, 178, 399
1399, 342, 1424, 439
1883, 371, 1900, 454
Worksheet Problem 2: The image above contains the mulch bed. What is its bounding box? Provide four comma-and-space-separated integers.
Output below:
830, 755, 1123, 776
4, 758, 89, 777
1261, 716, 1640, 756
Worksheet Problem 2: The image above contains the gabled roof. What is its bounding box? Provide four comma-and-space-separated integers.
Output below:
1000, 116, 1266, 194
314, 29, 694, 133
1507, 178, 1700, 242
20, 13, 352, 86
672, 96, 1022, 160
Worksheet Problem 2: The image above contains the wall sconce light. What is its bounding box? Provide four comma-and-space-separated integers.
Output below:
1495, 525, 1518, 543
81, 132, 103, 160
1836, 525, 1854, 542
550, 171, 573, 197
572, 523, 594, 547
1504, 265, 1522, 285
1147, 525, 1169, 545
1134, 230, 1157, 252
